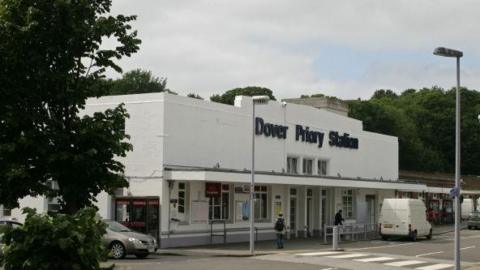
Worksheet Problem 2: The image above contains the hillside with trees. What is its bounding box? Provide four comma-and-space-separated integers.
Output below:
348, 87, 480, 175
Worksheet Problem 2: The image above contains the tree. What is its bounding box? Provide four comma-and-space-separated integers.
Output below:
1, 208, 107, 270
349, 86, 480, 175
210, 86, 276, 105
0, 0, 140, 213
108, 69, 171, 95
187, 93, 203, 99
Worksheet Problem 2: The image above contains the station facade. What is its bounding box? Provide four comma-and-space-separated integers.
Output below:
1, 93, 427, 247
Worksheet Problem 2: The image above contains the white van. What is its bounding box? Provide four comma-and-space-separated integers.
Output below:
461, 198, 474, 220
379, 198, 432, 241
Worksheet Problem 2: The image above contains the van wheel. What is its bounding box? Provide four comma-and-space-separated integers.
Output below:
426, 229, 432, 240
381, 235, 388, 241
410, 231, 417, 242
468, 225, 473, 230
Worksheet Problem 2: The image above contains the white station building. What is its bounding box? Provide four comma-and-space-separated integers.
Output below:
2, 92, 427, 247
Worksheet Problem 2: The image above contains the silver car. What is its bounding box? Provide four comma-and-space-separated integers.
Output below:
103, 220, 158, 259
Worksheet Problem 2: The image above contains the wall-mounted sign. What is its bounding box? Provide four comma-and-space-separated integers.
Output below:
295, 125, 325, 148
329, 131, 359, 149
255, 117, 288, 139
205, 182, 221, 197
255, 117, 359, 150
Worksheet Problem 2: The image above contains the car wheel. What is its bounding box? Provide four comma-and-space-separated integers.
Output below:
426, 229, 432, 240
110, 241, 126, 259
410, 231, 417, 242
468, 225, 472, 230
135, 253, 149, 259
381, 235, 388, 241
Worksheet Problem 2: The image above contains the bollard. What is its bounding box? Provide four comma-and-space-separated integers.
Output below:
332, 226, 339, 250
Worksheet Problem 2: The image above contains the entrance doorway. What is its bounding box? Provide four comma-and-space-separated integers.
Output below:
289, 188, 297, 237
306, 188, 313, 237
366, 195, 376, 224
114, 197, 160, 241
321, 189, 327, 230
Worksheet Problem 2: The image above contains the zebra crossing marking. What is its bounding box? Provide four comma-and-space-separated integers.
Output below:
327, 253, 370, 259
296, 251, 343, 257
294, 251, 454, 270
354, 256, 395, 262
415, 264, 453, 270
384, 260, 427, 267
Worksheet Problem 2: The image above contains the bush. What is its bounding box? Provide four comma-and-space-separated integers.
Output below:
0, 208, 107, 270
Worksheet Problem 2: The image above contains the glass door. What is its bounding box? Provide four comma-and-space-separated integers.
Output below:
114, 197, 160, 241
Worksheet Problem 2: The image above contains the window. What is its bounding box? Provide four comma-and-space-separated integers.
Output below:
287, 157, 298, 174
342, 189, 354, 219
178, 182, 186, 214
47, 181, 61, 214
302, 158, 313, 175
1, 205, 11, 217
209, 184, 230, 220
318, 160, 328, 176
47, 197, 61, 213
254, 185, 268, 220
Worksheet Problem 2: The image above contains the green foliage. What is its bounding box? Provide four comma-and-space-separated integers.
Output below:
187, 93, 204, 100
0, 0, 140, 212
210, 86, 276, 105
0, 208, 107, 270
348, 87, 480, 174
299, 93, 343, 102
107, 69, 171, 95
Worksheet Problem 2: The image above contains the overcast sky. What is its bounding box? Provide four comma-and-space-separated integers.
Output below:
106, 0, 480, 100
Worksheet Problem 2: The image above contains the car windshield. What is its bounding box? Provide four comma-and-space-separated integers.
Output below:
105, 220, 131, 232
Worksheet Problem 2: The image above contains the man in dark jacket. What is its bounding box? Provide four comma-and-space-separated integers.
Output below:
274, 213, 286, 249
334, 210, 344, 226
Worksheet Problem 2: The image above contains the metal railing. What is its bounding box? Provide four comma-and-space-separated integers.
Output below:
323, 223, 379, 243
209, 220, 227, 245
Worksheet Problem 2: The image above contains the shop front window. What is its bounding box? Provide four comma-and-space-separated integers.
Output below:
254, 185, 268, 221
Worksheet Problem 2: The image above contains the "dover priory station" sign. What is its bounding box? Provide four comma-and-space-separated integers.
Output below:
255, 117, 359, 149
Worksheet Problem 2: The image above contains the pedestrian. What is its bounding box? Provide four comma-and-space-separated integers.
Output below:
274, 213, 286, 249
334, 210, 344, 226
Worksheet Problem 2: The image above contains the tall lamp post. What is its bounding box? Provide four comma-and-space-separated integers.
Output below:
433, 47, 463, 270
250, 95, 270, 256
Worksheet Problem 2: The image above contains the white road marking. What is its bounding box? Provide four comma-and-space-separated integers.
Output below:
327, 253, 369, 259
384, 260, 426, 267
415, 251, 445, 257
296, 251, 343, 257
460, 245, 475, 250
415, 264, 453, 270
349, 242, 414, 251
354, 256, 395, 262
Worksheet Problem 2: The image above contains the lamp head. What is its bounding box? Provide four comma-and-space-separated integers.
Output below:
433, 47, 463, 58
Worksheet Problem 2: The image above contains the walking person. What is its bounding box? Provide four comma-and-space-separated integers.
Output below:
334, 210, 344, 226
274, 213, 286, 249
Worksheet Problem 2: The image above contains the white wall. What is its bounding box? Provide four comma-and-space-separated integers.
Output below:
162, 93, 398, 180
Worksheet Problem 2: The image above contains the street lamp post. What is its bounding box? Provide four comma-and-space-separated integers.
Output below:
250, 95, 270, 256
433, 46, 463, 270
